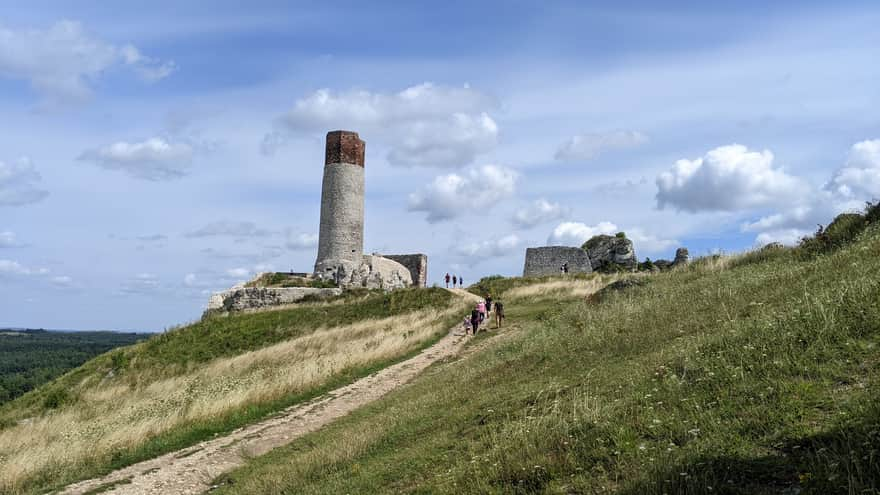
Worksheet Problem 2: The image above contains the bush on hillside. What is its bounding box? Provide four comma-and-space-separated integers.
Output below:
799, 212, 867, 256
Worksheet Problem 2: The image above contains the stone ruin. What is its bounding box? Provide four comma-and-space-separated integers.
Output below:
205, 130, 427, 315
312, 131, 426, 290
524, 233, 689, 276
523, 246, 592, 277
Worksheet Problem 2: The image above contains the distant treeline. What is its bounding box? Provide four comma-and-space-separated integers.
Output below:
0, 329, 148, 404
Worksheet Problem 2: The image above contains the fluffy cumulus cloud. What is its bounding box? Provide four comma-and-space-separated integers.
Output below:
546, 221, 618, 246
286, 232, 318, 250
408, 164, 517, 223
0, 158, 49, 207
825, 139, 880, 201
656, 144, 809, 213
739, 139, 880, 246
78, 138, 194, 181
512, 199, 569, 228
555, 130, 648, 161
451, 234, 521, 263
186, 221, 275, 238
264, 83, 498, 168
0, 20, 174, 102
626, 228, 679, 256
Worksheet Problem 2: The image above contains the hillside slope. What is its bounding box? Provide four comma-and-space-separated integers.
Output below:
215, 220, 880, 493
0, 288, 469, 494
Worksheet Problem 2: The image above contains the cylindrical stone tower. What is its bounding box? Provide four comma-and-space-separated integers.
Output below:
314, 130, 366, 278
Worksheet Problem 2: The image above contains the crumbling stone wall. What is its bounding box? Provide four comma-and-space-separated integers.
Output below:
383, 254, 428, 287
523, 246, 593, 277
204, 287, 342, 316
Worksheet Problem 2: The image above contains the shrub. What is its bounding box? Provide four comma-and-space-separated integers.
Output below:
42, 388, 70, 410
615, 231, 626, 239
798, 212, 867, 256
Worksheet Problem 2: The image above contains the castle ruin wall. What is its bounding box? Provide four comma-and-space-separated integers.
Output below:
383, 254, 428, 287
523, 246, 593, 277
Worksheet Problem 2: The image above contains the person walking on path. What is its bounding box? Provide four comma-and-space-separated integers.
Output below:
477, 300, 486, 324
494, 300, 505, 328
462, 315, 472, 335
452, 275, 457, 288
470, 305, 481, 335
459, 276, 464, 288
445, 273, 451, 288
485, 294, 493, 313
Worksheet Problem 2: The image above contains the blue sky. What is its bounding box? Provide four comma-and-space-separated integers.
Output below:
1, 1, 878, 331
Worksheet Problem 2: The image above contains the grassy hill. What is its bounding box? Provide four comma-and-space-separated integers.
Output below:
211, 207, 880, 494
0, 287, 469, 494
0, 329, 147, 405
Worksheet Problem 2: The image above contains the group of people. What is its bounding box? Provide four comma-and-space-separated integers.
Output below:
444, 272, 464, 288
462, 294, 504, 336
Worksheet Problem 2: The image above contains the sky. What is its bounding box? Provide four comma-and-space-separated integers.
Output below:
1, 1, 878, 331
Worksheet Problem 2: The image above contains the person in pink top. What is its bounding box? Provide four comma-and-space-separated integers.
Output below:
477, 301, 486, 324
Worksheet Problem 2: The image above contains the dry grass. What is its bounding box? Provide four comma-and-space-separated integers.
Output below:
0, 299, 469, 494
503, 276, 614, 301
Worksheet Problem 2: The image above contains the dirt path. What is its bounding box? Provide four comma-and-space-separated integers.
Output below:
58, 290, 482, 495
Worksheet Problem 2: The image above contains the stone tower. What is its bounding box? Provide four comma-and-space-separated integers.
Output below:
314, 130, 366, 278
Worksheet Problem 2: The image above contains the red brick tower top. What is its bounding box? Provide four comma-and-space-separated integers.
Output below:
325, 130, 365, 167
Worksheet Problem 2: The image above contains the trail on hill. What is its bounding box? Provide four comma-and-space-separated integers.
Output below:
58, 289, 482, 495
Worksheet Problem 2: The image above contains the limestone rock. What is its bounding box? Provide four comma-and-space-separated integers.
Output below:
673, 247, 690, 266
205, 287, 342, 316
332, 255, 413, 290
582, 235, 637, 272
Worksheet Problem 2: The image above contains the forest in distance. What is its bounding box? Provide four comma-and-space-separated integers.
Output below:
0, 329, 147, 405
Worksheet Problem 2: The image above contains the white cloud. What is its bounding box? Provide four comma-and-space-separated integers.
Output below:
79, 138, 194, 181
546, 221, 618, 246
0, 158, 49, 207
186, 221, 275, 238
512, 199, 569, 228
451, 234, 521, 264
0, 231, 24, 248
754, 229, 811, 247
0, 259, 49, 276
286, 232, 318, 250
408, 164, 517, 223
626, 228, 679, 256
555, 130, 648, 161
264, 83, 498, 168
0, 20, 174, 103
386, 112, 498, 168
226, 267, 251, 278
825, 139, 880, 201
656, 144, 809, 213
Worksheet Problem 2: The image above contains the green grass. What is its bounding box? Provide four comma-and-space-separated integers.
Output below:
213, 225, 880, 494
0, 288, 451, 419
0, 287, 460, 494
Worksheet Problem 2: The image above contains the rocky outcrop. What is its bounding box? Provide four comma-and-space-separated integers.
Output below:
523, 246, 593, 277
582, 235, 637, 272
205, 287, 342, 316
673, 247, 690, 266
331, 255, 413, 290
